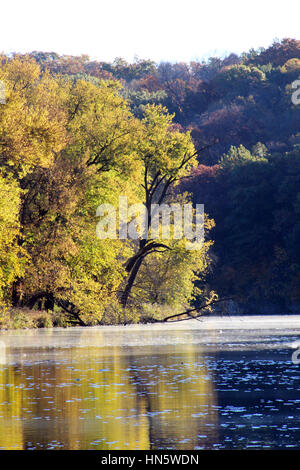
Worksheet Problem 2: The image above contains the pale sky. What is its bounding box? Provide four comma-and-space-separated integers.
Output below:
1, 0, 299, 63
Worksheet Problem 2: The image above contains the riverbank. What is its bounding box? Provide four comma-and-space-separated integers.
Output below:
0, 303, 188, 329
1, 305, 300, 331
0, 307, 66, 330
1, 312, 300, 333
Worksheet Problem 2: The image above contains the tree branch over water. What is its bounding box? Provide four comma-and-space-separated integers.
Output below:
160, 297, 233, 322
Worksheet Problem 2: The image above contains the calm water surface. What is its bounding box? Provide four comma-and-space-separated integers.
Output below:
0, 316, 300, 450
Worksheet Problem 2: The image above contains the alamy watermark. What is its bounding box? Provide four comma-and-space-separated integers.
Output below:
291, 79, 300, 105
0, 81, 5, 104
292, 345, 300, 364
96, 197, 204, 250
290, 78, 300, 364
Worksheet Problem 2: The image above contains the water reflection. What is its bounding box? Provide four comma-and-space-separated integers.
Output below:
0, 342, 218, 450
0, 341, 5, 365
0, 322, 299, 449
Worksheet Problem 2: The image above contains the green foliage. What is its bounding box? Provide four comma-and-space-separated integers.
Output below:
0, 56, 214, 326
0, 309, 54, 330
135, 235, 213, 307
140, 104, 196, 178
122, 88, 168, 118
2, 37, 299, 321
212, 64, 266, 96
190, 145, 300, 308
0, 174, 26, 305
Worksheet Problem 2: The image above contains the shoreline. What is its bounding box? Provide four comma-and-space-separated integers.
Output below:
1, 314, 300, 333
1, 315, 300, 357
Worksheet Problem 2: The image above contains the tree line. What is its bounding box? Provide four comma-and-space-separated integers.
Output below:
0, 55, 213, 326
0, 38, 299, 326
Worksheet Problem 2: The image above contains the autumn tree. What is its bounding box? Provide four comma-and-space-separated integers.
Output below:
120, 104, 210, 307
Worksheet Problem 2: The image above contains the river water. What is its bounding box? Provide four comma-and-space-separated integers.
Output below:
0, 315, 300, 450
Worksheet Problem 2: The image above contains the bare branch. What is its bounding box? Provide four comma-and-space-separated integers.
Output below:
160, 297, 233, 322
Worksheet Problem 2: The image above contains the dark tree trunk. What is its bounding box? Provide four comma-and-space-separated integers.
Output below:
11, 279, 22, 307
121, 247, 145, 308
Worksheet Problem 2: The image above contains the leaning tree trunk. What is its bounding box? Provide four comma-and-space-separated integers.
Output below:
120, 237, 171, 308
120, 251, 144, 308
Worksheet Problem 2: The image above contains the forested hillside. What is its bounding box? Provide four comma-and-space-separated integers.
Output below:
0, 38, 299, 326
26, 38, 300, 162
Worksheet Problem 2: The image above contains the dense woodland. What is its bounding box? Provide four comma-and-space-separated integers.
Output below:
0, 38, 300, 327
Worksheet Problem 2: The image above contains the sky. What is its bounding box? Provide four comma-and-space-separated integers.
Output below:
1, 0, 299, 63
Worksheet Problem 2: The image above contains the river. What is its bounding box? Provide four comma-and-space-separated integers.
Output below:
0, 315, 300, 450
